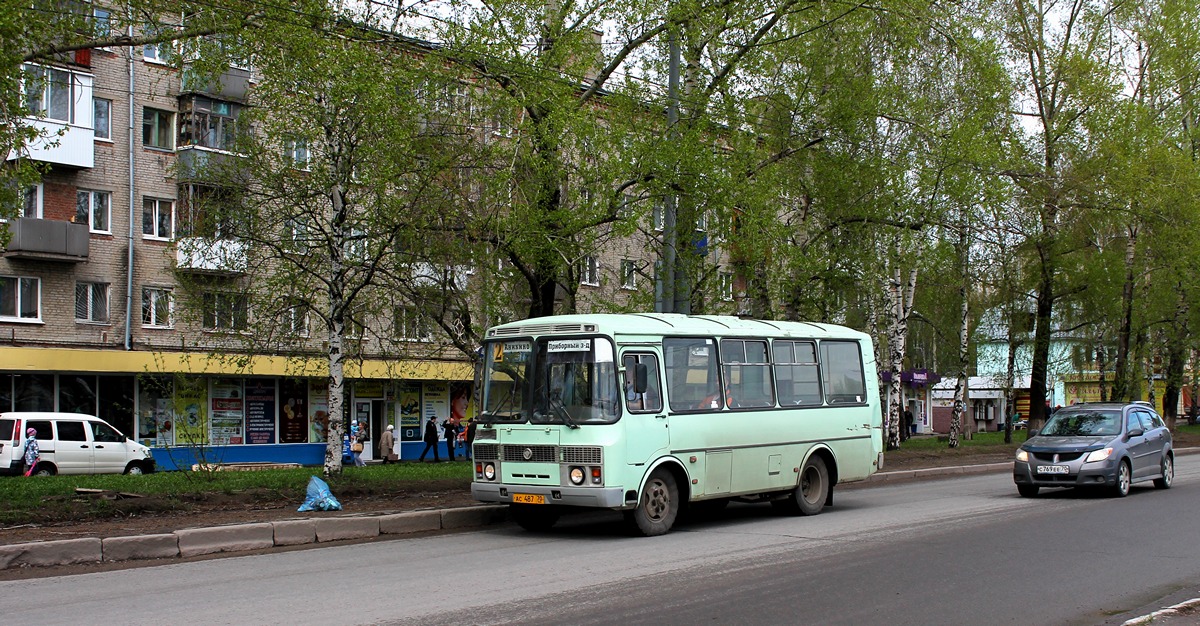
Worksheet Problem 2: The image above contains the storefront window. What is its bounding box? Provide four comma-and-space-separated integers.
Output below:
60, 374, 98, 414
14, 374, 54, 411
137, 375, 174, 446
210, 378, 245, 445
98, 375, 135, 437
278, 379, 309, 443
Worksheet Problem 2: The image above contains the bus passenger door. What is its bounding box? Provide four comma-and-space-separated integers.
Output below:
622, 352, 669, 465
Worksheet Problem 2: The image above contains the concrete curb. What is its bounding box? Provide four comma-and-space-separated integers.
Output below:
5, 448, 1195, 571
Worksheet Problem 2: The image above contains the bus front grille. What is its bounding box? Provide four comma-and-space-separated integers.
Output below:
502, 444, 557, 462
474, 443, 499, 461
561, 446, 602, 464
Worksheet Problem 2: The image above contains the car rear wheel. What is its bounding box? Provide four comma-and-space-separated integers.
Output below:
1153, 455, 1173, 489
1112, 460, 1131, 497
33, 464, 56, 476
1017, 484, 1039, 498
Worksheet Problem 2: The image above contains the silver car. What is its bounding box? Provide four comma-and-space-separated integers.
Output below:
1013, 402, 1173, 498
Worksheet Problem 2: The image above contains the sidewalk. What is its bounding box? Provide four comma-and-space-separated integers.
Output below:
3, 451, 1190, 571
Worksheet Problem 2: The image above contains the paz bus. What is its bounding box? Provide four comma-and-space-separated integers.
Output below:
469, 313, 883, 536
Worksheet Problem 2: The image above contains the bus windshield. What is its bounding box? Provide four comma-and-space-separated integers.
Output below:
531, 337, 620, 426
480, 339, 533, 423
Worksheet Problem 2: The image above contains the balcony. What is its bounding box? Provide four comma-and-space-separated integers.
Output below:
176, 237, 248, 275
7, 67, 94, 169
181, 65, 252, 102
1, 217, 89, 262
176, 146, 248, 184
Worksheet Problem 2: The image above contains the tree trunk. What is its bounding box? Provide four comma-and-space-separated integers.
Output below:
886, 264, 917, 450
1111, 225, 1138, 401
949, 215, 970, 447
1163, 285, 1188, 428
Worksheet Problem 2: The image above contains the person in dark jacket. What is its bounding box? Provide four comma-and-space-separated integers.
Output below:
443, 419, 459, 461
418, 417, 441, 462
465, 420, 477, 461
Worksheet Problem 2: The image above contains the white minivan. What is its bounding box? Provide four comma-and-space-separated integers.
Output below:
0, 412, 157, 476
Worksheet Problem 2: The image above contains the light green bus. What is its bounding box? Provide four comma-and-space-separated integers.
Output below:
470, 313, 884, 536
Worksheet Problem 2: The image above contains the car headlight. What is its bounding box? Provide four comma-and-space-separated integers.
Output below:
483, 463, 496, 480
569, 467, 585, 485
1016, 449, 1030, 462
1084, 447, 1113, 463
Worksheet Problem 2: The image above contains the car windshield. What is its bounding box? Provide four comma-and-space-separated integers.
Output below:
1040, 410, 1121, 437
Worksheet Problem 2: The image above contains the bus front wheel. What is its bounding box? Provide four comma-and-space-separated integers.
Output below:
510, 504, 560, 532
625, 469, 679, 536
773, 455, 828, 516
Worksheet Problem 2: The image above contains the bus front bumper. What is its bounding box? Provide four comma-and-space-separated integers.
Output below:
472, 482, 627, 508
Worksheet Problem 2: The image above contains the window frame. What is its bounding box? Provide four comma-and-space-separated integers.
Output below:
201, 291, 249, 331
0, 276, 41, 322
93, 97, 112, 140
395, 306, 432, 343
142, 197, 174, 240
22, 64, 76, 124
580, 255, 600, 286
76, 189, 111, 233
142, 107, 174, 150
21, 184, 43, 219
620, 259, 637, 290
141, 286, 173, 328
719, 271, 734, 301
75, 281, 110, 323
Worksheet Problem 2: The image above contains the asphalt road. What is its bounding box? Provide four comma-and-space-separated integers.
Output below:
6, 459, 1199, 626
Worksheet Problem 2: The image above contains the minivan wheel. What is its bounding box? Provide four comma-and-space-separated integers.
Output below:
125, 463, 145, 476
1154, 455, 1173, 489
33, 465, 56, 476
1112, 460, 1131, 497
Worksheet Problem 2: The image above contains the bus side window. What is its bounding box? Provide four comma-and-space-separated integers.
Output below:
664, 338, 719, 411
623, 353, 663, 413
773, 340, 821, 406
819, 340, 865, 404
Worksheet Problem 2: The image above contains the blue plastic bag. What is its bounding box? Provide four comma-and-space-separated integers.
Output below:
298, 475, 342, 512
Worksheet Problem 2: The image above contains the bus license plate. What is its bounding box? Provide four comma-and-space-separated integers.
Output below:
513, 493, 545, 504
1036, 465, 1070, 475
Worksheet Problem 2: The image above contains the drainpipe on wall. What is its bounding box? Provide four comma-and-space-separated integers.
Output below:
124, 23, 136, 351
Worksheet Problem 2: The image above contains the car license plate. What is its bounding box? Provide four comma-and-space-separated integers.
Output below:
512, 493, 545, 504
1036, 465, 1070, 475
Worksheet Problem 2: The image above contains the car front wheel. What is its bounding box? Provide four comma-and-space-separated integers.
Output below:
1017, 484, 1039, 498
1112, 460, 1131, 497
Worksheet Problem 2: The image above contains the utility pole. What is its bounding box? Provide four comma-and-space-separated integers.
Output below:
657, 25, 686, 314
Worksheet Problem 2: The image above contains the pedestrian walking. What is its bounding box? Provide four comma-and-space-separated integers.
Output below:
465, 420, 477, 461
418, 417, 441, 462
23, 427, 40, 476
443, 418, 459, 461
379, 424, 397, 464
351, 421, 366, 467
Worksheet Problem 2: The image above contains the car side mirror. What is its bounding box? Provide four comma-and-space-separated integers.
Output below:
1127, 428, 1144, 438
1027, 429, 1039, 438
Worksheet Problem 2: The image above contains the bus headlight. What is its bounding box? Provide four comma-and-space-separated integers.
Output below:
569, 467, 585, 485
484, 463, 496, 480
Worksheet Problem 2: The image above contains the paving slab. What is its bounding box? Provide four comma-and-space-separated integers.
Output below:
272, 519, 317, 546
175, 523, 275, 557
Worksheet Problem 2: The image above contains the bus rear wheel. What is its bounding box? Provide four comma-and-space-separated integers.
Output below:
625, 469, 679, 536
510, 504, 560, 531
773, 455, 828, 516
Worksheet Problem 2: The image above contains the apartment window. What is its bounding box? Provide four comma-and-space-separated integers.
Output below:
21, 184, 42, 218
395, 306, 432, 342
202, 292, 248, 331
652, 201, 665, 231
0, 276, 40, 321
143, 22, 172, 62
23, 64, 75, 123
142, 197, 173, 239
92, 7, 112, 38
620, 259, 637, 290
580, 256, 600, 286
93, 98, 111, 140
142, 287, 172, 328
143, 107, 173, 149
285, 138, 309, 167
75, 282, 110, 323
719, 271, 734, 301
287, 301, 309, 337
180, 96, 241, 151
618, 191, 636, 219
76, 190, 111, 233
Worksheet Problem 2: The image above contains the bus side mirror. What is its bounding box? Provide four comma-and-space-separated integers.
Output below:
635, 363, 649, 394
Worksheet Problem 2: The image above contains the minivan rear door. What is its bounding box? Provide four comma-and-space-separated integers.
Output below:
55, 420, 93, 474
89, 421, 129, 473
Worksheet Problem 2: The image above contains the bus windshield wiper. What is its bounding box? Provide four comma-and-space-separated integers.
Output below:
549, 397, 579, 429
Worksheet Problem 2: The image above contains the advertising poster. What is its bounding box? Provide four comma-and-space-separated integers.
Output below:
309, 380, 330, 443
424, 381, 449, 435
356, 380, 384, 398
279, 379, 309, 443
245, 379, 277, 444
174, 376, 208, 445
399, 383, 421, 441
210, 378, 245, 445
